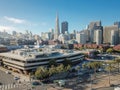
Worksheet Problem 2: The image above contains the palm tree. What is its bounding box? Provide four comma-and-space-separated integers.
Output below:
114, 58, 120, 72
105, 61, 115, 86
86, 61, 102, 78
75, 66, 80, 75
83, 62, 102, 90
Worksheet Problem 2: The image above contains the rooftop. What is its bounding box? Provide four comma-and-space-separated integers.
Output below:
0, 48, 83, 61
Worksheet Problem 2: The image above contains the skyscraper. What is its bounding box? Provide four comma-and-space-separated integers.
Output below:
88, 21, 103, 43
54, 13, 60, 40
111, 30, 118, 45
114, 21, 120, 28
95, 30, 102, 45
76, 33, 86, 44
61, 21, 68, 34
103, 25, 119, 44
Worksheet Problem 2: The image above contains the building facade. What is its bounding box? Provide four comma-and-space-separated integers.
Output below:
103, 25, 119, 44
61, 21, 68, 34
111, 30, 118, 45
54, 14, 60, 40
95, 30, 102, 45
76, 33, 86, 44
0, 48, 84, 74
88, 21, 103, 43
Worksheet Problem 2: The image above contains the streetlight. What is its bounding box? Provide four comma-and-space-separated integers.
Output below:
90, 74, 93, 90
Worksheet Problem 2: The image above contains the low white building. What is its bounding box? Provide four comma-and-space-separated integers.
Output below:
0, 48, 84, 74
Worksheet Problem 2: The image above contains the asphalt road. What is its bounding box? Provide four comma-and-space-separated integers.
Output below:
0, 70, 17, 85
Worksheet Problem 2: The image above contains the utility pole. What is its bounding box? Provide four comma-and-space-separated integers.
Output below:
90, 74, 92, 90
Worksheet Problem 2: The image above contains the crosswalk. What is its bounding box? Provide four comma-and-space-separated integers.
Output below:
0, 83, 22, 90
0, 82, 33, 90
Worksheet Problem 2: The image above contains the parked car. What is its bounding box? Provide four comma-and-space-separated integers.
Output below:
31, 81, 42, 86
54, 80, 66, 87
42, 79, 52, 84
14, 77, 20, 80
5, 71, 11, 74
76, 78, 84, 83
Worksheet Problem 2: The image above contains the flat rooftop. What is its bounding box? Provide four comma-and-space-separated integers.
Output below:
0, 48, 83, 61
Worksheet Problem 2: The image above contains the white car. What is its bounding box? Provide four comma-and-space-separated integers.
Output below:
5, 71, 11, 74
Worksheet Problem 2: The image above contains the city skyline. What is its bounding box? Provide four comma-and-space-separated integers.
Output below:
0, 0, 120, 34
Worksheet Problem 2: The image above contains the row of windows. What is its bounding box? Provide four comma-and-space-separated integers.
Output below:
2, 56, 25, 63
27, 54, 83, 63
1, 53, 84, 64
3, 61, 48, 69
3, 57, 82, 70
35, 52, 60, 58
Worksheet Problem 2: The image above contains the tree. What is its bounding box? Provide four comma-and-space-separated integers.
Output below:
48, 59, 57, 67
76, 66, 80, 71
98, 48, 103, 54
79, 47, 84, 50
56, 64, 66, 73
35, 66, 48, 79
74, 47, 79, 50
86, 61, 102, 78
35, 64, 71, 81
106, 48, 113, 54
65, 65, 71, 71
82, 63, 87, 69
114, 58, 120, 72
49, 65, 57, 76
105, 61, 115, 86
75, 66, 80, 75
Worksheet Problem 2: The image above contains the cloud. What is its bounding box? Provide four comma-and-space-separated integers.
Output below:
4, 16, 26, 24
0, 26, 25, 34
0, 26, 16, 31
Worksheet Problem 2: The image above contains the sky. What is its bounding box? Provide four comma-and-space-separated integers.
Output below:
0, 0, 120, 35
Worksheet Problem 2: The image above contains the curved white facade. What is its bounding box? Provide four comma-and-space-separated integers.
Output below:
0, 48, 84, 74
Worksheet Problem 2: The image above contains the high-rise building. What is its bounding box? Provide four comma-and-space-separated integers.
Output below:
49, 28, 54, 34
95, 30, 102, 45
76, 33, 86, 44
111, 30, 118, 45
49, 28, 54, 40
88, 21, 103, 43
61, 21, 68, 34
54, 13, 60, 40
81, 29, 90, 43
88, 21, 101, 30
114, 21, 120, 28
41, 32, 51, 40
103, 25, 119, 44
12, 31, 17, 36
